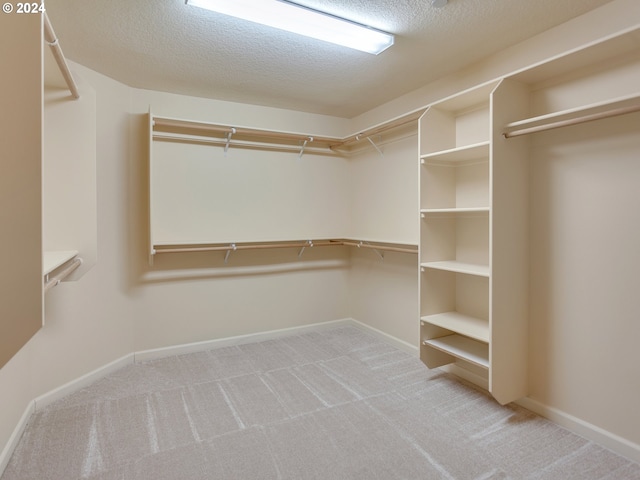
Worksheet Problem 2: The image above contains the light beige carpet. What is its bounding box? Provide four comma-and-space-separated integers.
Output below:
2, 326, 639, 479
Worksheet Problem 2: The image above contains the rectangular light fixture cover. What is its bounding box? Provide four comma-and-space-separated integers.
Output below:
186, 0, 394, 54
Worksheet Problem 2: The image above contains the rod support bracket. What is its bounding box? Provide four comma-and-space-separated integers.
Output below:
224, 243, 237, 263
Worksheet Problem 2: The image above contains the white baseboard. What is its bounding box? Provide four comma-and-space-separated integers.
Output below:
0, 354, 134, 477
516, 396, 640, 464
442, 364, 640, 464
134, 318, 355, 363
0, 401, 34, 476
33, 354, 135, 411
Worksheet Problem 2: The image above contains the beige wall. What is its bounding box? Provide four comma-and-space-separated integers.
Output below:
1, 0, 640, 466
529, 113, 640, 445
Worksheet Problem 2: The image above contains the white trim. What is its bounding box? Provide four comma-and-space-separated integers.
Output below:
134, 318, 355, 362
0, 401, 34, 475
33, 354, 134, 411
442, 363, 640, 464
516, 396, 640, 464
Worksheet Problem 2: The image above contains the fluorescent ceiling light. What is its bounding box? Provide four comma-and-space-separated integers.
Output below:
186, 0, 395, 55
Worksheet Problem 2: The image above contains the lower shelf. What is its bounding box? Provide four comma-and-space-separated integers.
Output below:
423, 334, 489, 369
421, 312, 489, 343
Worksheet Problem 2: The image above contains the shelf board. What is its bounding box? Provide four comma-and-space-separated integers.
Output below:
422, 312, 489, 343
509, 28, 640, 85
421, 261, 490, 277
420, 141, 490, 164
423, 335, 489, 369
43, 250, 78, 275
429, 80, 500, 113
421, 207, 489, 215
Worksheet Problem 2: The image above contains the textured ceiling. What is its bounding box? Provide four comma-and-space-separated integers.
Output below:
45, 0, 615, 117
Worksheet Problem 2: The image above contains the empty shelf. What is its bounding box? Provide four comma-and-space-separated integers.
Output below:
423, 334, 489, 369
421, 207, 490, 215
422, 312, 489, 343
43, 250, 78, 275
420, 141, 490, 164
421, 261, 490, 277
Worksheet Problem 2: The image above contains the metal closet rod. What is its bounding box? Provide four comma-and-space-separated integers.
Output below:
43, 12, 80, 99
503, 102, 640, 138
153, 118, 337, 145
152, 108, 425, 152
152, 239, 418, 255
152, 133, 336, 156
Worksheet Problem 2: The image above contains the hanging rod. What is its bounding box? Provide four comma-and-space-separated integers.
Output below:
503, 94, 640, 138
44, 257, 83, 292
339, 240, 418, 254
151, 109, 426, 155
153, 240, 339, 255
43, 12, 79, 100
153, 132, 337, 155
152, 117, 339, 146
152, 239, 418, 256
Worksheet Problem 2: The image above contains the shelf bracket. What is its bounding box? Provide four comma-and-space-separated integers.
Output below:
224, 243, 237, 263
356, 134, 384, 157
299, 137, 313, 159
367, 137, 384, 157
224, 128, 236, 155
367, 241, 385, 261
298, 239, 313, 257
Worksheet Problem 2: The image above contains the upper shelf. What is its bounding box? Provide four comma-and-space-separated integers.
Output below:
509, 27, 640, 86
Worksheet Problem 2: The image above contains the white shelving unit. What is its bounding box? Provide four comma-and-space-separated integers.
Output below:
418, 79, 530, 405
417, 28, 640, 405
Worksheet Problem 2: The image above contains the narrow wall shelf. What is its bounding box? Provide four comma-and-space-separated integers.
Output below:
43, 250, 82, 292
421, 261, 490, 277
423, 335, 489, 369
43, 250, 78, 275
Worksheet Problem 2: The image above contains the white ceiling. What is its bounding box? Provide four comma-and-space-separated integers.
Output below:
46, 0, 615, 118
